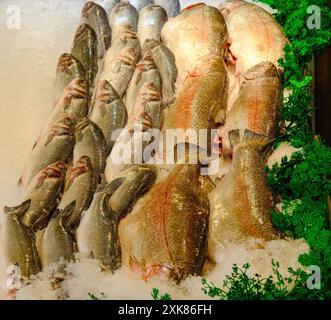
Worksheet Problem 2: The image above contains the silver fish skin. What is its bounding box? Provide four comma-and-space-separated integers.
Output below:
154, 0, 180, 17
81, 1, 112, 59
109, 1, 139, 36
71, 23, 98, 91
0, 200, 41, 282
137, 4, 168, 45
21, 162, 67, 231
89, 80, 128, 153
58, 155, 97, 229
101, 26, 141, 97
143, 39, 177, 106
129, 0, 154, 12
73, 118, 107, 182
77, 164, 157, 271
19, 117, 75, 191
40, 203, 76, 272
54, 53, 86, 105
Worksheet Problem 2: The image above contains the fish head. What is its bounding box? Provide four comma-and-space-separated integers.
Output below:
218, 0, 246, 17
73, 23, 97, 44
109, 1, 138, 31
3, 200, 31, 219
81, 1, 102, 19
66, 77, 88, 99
140, 4, 168, 24
56, 53, 84, 76
95, 80, 119, 104
42, 162, 67, 180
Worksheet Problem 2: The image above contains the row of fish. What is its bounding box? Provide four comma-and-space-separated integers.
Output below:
1, 0, 290, 290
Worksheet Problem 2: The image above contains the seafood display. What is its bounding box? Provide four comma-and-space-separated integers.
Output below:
1, 0, 292, 296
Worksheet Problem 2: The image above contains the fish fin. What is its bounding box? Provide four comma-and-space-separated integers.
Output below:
228, 129, 240, 149
243, 129, 269, 145
44, 133, 54, 146
4, 199, 31, 217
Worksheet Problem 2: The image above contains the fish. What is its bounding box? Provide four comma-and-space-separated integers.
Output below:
58, 155, 97, 229
39, 202, 76, 273
89, 80, 128, 153
208, 129, 281, 259
154, 0, 180, 17
77, 164, 157, 271
0, 200, 40, 283
71, 23, 98, 91
218, 0, 288, 110
100, 25, 141, 98
216, 62, 281, 157
137, 4, 168, 45
169, 55, 228, 151
129, 0, 154, 12
21, 162, 67, 231
125, 42, 161, 117
161, 3, 228, 91
105, 81, 163, 182
143, 39, 177, 106
119, 162, 210, 282
54, 53, 86, 105
19, 117, 75, 190
81, 1, 112, 59
109, 1, 139, 36
73, 118, 107, 182
89, 0, 120, 15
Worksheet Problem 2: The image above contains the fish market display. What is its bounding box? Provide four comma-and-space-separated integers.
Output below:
120, 162, 210, 282
137, 4, 168, 45
77, 165, 157, 271
81, 1, 112, 59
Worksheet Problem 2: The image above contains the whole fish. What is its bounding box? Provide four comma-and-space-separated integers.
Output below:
209, 129, 281, 256
137, 4, 167, 45
161, 3, 228, 91
21, 162, 67, 231
58, 155, 96, 229
73, 118, 107, 182
154, 0, 180, 17
126, 42, 161, 117
54, 53, 86, 105
218, 0, 288, 110
81, 1, 112, 59
101, 28, 141, 98
0, 200, 40, 283
120, 163, 210, 282
89, 0, 120, 15
89, 80, 128, 153
71, 23, 98, 90
105, 81, 163, 182
216, 62, 281, 157
109, 1, 139, 37
40, 202, 76, 272
77, 165, 157, 271
129, 0, 153, 12
19, 117, 75, 191
169, 56, 228, 151
143, 39, 177, 106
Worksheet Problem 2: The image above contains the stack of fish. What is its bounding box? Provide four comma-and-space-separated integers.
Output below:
1, 0, 290, 293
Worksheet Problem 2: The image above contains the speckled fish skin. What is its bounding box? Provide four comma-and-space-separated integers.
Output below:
120, 163, 210, 282
40, 203, 76, 271
154, 0, 180, 17
218, 62, 281, 157
19, 117, 75, 191
101, 26, 141, 98
170, 56, 228, 150
21, 162, 67, 231
209, 129, 281, 253
126, 42, 161, 117
109, 1, 139, 36
161, 3, 228, 91
1, 200, 40, 281
129, 0, 154, 12
58, 156, 97, 230
54, 53, 86, 105
73, 118, 107, 183
89, 80, 128, 153
71, 23, 98, 91
143, 39, 177, 106
137, 4, 168, 45
77, 165, 157, 271
81, 1, 112, 59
